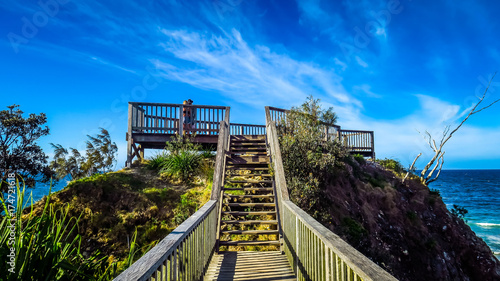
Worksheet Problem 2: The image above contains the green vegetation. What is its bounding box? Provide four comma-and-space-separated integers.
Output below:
147, 135, 214, 182
376, 158, 405, 173
353, 154, 366, 165
278, 96, 347, 219
341, 217, 367, 245
1, 161, 212, 279
50, 128, 118, 181
0, 104, 53, 191
451, 204, 468, 221
0, 182, 116, 280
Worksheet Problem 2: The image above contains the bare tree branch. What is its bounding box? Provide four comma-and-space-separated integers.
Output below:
410, 73, 498, 185
403, 153, 421, 183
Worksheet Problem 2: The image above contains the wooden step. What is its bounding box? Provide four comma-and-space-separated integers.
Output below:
227, 173, 272, 177
226, 167, 269, 171
230, 135, 266, 141
219, 240, 280, 246
221, 230, 279, 235
224, 194, 274, 199
223, 187, 273, 191
228, 155, 269, 162
221, 220, 278, 225
230, 143, 267, 147
223, 203, 275, 207
226, 180, 273, 184
222, 211, 276, 216
230, 147, 267, 151
229, 151, 268, 156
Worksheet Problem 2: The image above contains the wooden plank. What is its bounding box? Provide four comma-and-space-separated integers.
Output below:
222, 211, 276, 216
204, 251, 295, 281
221, 220, 278, 225
220, 230, 279, 235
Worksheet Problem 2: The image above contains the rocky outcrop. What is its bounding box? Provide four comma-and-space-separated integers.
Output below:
316, 161, 500, 281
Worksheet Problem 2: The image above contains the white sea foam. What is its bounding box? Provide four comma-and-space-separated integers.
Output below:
475, 223, 500, 228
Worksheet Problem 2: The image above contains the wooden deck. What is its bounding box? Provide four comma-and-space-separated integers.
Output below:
126, 102, 375, 167
204, 252, 296, 281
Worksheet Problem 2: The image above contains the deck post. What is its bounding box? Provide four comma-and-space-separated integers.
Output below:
371, 131, 375, 159
126, 103, 133, 167
224, 106, 230, 124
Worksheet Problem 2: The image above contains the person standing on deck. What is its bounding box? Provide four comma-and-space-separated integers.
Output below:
182, 99, 196, 133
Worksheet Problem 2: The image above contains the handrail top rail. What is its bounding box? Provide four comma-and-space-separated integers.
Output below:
129, 102, 229, 109
114, 200, 217, 281
283, 201, 397, 281
341, 129, 374, 134
230, 123, 266, 127
266, 106, 288, 112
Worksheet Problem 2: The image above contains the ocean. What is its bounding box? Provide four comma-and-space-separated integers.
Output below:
429, 169, 500, 257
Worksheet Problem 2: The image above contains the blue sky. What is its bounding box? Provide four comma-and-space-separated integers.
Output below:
1, 0, 500, 169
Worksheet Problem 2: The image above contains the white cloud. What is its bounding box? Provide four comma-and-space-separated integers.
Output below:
353, 84, 381, 98
355, 56, 369, 68
155, 28, 361, 110
338, 94, 500, 167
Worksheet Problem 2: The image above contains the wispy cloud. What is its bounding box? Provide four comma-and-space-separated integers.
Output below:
155, 28, 361, 109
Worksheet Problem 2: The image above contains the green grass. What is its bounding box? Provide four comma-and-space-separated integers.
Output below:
0, 181, 116, 280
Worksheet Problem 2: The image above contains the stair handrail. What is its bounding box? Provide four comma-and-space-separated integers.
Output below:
264, 106, 397, 281
210, 120, 230, 200
113, 200, 218, 281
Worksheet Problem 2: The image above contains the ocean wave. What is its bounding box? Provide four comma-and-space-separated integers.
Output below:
474, 222, 500, 228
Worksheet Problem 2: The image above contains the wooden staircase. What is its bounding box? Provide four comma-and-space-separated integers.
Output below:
217, 135, 280, 251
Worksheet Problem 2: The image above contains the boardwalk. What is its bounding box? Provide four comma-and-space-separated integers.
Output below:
115, 104, 396, 281
204, 252, 296, 281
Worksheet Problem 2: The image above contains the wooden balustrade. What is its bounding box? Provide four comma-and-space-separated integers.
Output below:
265, 107, 393, 281
113, 200, 218, 281
282, 201, 397, 281
265, 106, 375, 158
267, 106, 287, 123
129, 102, 229, 135
229, 123, 266, 135
340, 130, 375, 158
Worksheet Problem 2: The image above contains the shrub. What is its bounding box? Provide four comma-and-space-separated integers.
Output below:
147, 135, 210, 182
377, 158, 405, 173
146, 153, 169, 170
278, 96, 347, 217
160, 150, 203, 181
451, 204, 468, 221
353, 154, 366, 165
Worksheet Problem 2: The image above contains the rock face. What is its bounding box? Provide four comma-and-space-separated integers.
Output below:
317, 161, 500, 281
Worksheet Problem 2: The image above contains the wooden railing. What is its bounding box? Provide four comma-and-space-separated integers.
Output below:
129, 102, 230, 135
229, 123, 266, 135
281, 201, 397, 281
341, 130, 375, 155
265, 107, 395, 281
113, 200, 218, 281
268, 106, 287, 123
266, 106, 374, 158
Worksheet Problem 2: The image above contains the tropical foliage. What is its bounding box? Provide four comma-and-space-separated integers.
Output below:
0, 181, 116, 280
50, 128, 118, 180
0, 104, 53, 191
148, 134, 213, 182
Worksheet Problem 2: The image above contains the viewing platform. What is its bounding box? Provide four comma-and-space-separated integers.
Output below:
126, 102, 375, 167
